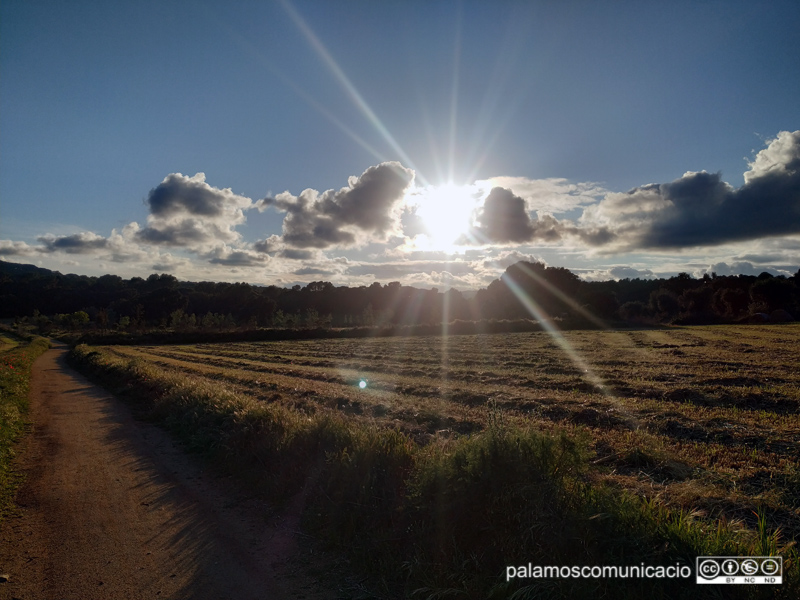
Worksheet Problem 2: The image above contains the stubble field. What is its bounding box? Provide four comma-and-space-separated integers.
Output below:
79, 324, 800, 597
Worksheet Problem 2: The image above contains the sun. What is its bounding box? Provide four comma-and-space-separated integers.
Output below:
407, 183, 480, 251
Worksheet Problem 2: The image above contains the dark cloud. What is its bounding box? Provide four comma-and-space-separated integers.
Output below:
257, 162, 414, 249
3, 226, 147, 263
152, 263, 177, 272
476, 177, 608, 213
279, 248, 317, 260
735, 253, 786, 263
293, 267, 335, 276
138, 173, 252, 248
38, 232, 109, 254
582, 130, 800, 250
253, 239, 272, 253
147, 173, 236, 218
207, 250, 270, 267
460, 186, 613, 247
137, 221, 212, 245
467, 187, 535, 243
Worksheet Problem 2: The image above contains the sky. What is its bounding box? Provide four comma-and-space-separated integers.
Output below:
1, 0, 799, 290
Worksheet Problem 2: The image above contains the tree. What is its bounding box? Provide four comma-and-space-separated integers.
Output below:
750, 277, 796, 314
618, 301, 649, 321
649, 289, 680, 321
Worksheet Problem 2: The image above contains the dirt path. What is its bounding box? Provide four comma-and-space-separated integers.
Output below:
0, 344, 340, 600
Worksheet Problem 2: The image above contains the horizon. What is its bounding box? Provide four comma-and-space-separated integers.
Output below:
3, 257, 795, 296
2, 1, 799, 289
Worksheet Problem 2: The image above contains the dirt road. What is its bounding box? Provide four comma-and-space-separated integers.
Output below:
0, 344, 339, 600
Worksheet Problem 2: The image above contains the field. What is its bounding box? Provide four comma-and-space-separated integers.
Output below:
75, 324, 800, 598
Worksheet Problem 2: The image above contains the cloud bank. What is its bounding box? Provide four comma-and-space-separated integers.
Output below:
256, 162, 414, 249
2, 131, 798, 286
581, 130, 800, 250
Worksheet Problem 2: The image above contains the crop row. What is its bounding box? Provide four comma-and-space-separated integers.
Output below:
100, 326, 800, 539
71, 324, 800, 597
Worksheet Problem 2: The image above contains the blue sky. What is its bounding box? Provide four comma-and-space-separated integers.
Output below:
2, 0, 799, 289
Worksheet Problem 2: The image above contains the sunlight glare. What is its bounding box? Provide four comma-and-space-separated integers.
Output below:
410, 183, 479, 251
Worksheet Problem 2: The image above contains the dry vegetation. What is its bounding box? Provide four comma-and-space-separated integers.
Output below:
0, 331, 50, 522
72, 324, 800, 598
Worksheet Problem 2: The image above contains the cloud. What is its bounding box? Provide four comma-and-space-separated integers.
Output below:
735, 253, 785, 263
205, 247, 271, 267
463, 187, 567, 245
608, 266, 656, 280
279, 248, 317, 260
345, 260, 477, 280
477, 176, 607, 213
293, 266, 336, 276
253, 235, 281, 254
151, 253, 190, 272
37, 232, 109, 253
482, 250, 545, 270
577, 266, 658, 281
460, 187, 613, 247
30, 224, 149, 263
0, 240, 39, 257
696, 261, 794, 278
138, 173, 252, 248
581, 130, 800, 250
256, 162, 414, 249
468, 187, 537, 243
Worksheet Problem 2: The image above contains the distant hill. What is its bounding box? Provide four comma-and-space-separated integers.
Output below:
0, 260, 61, 278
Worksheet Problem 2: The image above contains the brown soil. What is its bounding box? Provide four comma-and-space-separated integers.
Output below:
0, 344, 341, 600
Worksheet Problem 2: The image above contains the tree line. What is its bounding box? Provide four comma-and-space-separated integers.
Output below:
2, 260, 799, 334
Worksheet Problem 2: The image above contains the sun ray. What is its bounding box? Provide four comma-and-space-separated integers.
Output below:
448, 3, 463, 184
208, 5, 388, 164
279, 0, 427, 184
501, 270, 640, 429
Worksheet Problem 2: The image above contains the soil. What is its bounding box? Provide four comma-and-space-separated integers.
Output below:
0, 344, 343, 600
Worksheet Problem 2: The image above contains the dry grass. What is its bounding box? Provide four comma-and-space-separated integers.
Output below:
0, 333, 50, 522
74, 324, 800, 598
101, 325, 800, 531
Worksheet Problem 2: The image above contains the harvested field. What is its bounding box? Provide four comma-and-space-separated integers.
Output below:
101, 324, 800, 538
73, 324, 800, 597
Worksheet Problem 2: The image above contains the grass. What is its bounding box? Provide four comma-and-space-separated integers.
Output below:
0, 332, 20, 352
0, 332, 50, 523
67, 324, 800, 598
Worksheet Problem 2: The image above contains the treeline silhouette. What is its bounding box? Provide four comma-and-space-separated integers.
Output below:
2, 260, 799, 337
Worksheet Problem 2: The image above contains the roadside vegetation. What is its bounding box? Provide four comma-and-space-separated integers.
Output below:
68, 325, 799, 598
0, 329, 50, 522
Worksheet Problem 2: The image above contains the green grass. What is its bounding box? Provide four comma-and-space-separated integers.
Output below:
0, 333, 50, 522
68, 330, 799, 599
0, 332, 20, 352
